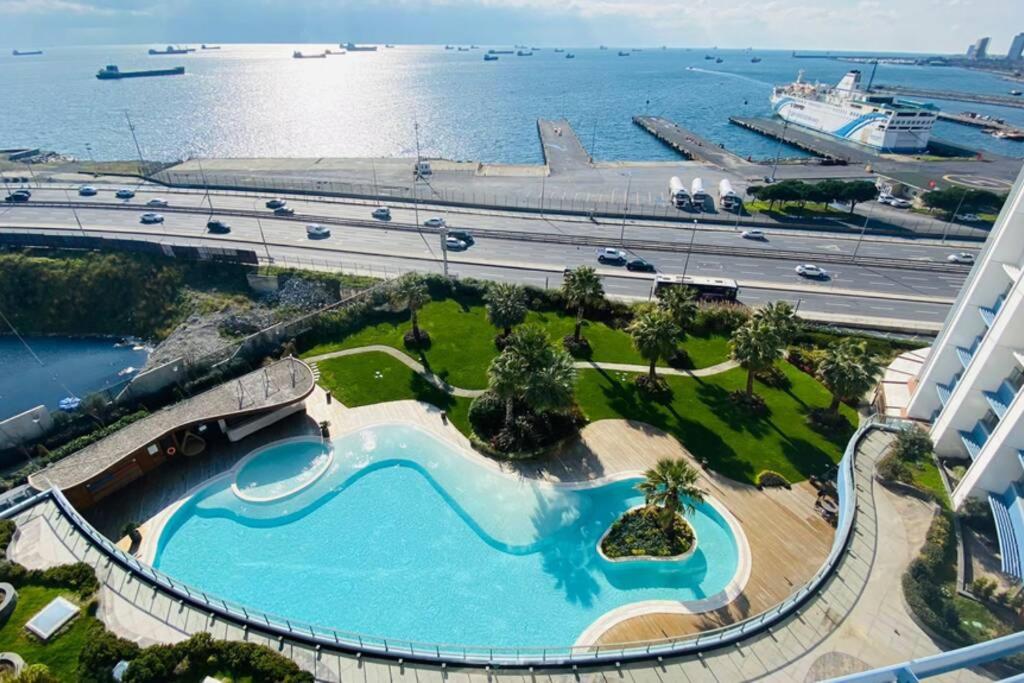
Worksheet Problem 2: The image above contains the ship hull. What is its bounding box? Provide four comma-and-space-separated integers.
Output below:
97, 67, 185, 80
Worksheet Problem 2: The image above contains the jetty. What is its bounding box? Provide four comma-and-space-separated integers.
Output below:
633, 115, 751, 170
871, 85, 1024, 110
729, 116, 860, 163
536, 119, 591, 172
937, 112, 1024, 140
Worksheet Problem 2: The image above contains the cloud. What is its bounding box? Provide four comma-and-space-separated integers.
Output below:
0, 0, 149, 16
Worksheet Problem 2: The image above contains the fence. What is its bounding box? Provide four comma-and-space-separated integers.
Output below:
154, 170, 991, 242
1, 416, 889, 668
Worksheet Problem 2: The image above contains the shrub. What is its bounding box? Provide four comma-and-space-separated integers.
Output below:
694, 302, 750, 334
119, 634, 313, 683
757, 470, 791, 489
601, 506, 695, 558
877, 452, 912, 483
78, 620, 141, 683
728, 390, 767, 415
755, 365, 791, 389
807, 408, 853, 439
0, 519, 15, 553
41, 410, 150, 465
467, 391, 505, 437
971, 577, 998, 600
894, 425, 934, 463
561, 334, 591, 356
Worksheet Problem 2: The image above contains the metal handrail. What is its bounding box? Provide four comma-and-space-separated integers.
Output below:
4, 417, 884, 667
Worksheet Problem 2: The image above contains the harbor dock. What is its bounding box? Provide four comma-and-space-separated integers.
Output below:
729, 116, 861, 163
632, 116, 751, 170
937, 112, 1024, 140
871, 85, 1024, 110
536, 119, 591, 172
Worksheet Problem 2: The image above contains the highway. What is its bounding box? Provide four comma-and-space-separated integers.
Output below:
0, 184, 974, 330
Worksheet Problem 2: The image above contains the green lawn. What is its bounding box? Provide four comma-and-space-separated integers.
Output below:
0, 585, 92, 680
909, 457, 950, 509
745, 200, 850, 220
317, 352, 472, 435
316, 348, 849, 485
303, 299, 731, 390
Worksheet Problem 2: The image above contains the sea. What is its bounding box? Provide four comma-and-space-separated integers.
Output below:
3, 44, 1024, 164
0, 337, 150, 421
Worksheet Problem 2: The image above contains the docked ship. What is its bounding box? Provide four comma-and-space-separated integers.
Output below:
342, 42, 377, 52
770, 69, 938, 152
148, 45, 194, 55
96, 64, 185, 79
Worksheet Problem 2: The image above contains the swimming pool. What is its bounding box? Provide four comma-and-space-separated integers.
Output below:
153, 424, 745, 648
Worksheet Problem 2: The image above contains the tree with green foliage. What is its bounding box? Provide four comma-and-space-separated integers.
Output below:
922, 187, 1006, 219
561, 266, 605, 343
628, 307, 681, 383
894, 424, 934, 462
659, 285, 698, 336
484, 282, 527, 338
1, 665, 59, 683
752, 301, 799, 346
817, 338, 881, 413
839, 180, 879, 214
637, 458, 707, 532
730, 320, 784, 397
389, 273, 430, 343
486, 324, 576, 431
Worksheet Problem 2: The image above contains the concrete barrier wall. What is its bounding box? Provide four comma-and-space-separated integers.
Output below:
118, 357, 186, 401
0, 406, 53, 450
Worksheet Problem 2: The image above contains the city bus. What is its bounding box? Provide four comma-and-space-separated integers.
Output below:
653, 274, 740, 302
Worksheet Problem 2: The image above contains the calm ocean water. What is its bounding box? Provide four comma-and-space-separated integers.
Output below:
0, 337, 149, 419
3, 45, 1024, 163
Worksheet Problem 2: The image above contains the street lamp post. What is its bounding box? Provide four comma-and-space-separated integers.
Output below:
682, 219, 698, 276
852, 214, 871, 261
440, 226, 449, 277
619, 173, 632, 246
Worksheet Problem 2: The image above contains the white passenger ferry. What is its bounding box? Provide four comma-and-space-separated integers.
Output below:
770, 70, 938, 152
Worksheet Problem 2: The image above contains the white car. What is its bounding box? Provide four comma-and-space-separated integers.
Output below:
956, 213, 981, 222
139, 212, 164, 224
795, 263, 828, 279
445, 236, 467, 250
741, 229, 766, 240
948, 252, 976, 265
423, 216, 446, 227
889, 198, 912, 209
146, 198, 168, 208
115, 188, 135, 199
306, 223, 330, 238
78, 186, 98, 197
596, 247, 628, 264
877, 193, 893, 205
372, 207, 391, 220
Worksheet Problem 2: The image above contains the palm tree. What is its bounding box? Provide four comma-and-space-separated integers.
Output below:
730, 320, 784, 397
628, 307, 680, 382
637, 458, 707, 532
817, 339, 881, 414
485, 282, 527, 338
752, 301, 799, 346
390, 273, 430, 343
561, 266, 604, 343
659, 285, 698, 335
487, 324, 577, 430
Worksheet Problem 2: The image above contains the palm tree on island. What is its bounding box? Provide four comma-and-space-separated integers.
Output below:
818, 338, 880, 414
561, 266, 604, 350
485, 282, 527, 341
390, 273, 431, 346
637, 458, 707, 532
628, 305, 680, 388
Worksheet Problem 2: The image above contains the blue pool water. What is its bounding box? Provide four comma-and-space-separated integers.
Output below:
154, 424, 741, 647
233, 439, 332, 501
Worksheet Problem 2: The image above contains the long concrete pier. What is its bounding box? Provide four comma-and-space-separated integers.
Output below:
872, 84, 1024, 110
633, 115, 752, 170
729, 116, 859, 163
937, 111, 1024, 139
536, 119, 591, 173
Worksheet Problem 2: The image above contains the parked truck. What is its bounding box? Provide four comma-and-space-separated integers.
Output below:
669, 176, 690, 209
719, 178, 741, 211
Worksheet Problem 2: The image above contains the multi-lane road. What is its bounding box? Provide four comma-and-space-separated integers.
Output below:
1, 183, 979, 331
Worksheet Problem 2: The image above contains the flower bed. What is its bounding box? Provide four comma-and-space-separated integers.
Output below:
600, 506, 696, 560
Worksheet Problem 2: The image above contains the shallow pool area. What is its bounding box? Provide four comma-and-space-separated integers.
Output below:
153, 424, 744, 648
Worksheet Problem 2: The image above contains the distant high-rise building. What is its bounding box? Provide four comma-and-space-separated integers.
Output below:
1010, 32, 1024, 61
967, 36, 991, 60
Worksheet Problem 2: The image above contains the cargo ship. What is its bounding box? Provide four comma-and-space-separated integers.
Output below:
12, 49, 43, 56
341, 42, 377, 52
770, 69, 938, 152
96, 64, 185, 80
148, 45, 194, 55
201, 44, 221, 50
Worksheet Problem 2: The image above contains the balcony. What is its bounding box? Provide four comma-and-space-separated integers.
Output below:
936, 372, 962, 407
983, 380, 1019, 420
988, 485, 1024, 581
979, 294, 1006, 328
956, 335, 983, 370
959, 421, 991, 460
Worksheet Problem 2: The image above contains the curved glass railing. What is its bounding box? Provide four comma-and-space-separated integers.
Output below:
4, 416, 891, 667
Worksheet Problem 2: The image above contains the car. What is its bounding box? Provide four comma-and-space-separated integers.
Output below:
372, 207, 391, 220
115, 188, 135, 199
741, 229, 767, 240
447, 229, 475, 246
956, 213, 981, 222
273, 206, 295, 216
795, 263, 828, 279
139, 212, 164, 224
3, 191, 30, 203
306, 223, 330, 238
206, 219, 231, 234
626, 257, 655, 272
146, 198, 168, 208
877, 193, 894, 205
597, 248, 628, 265
265, 198, 287, 209
78, 186, 98, 197
947, 252, 976, 265
889, 198, 912, 209
445, 236, 467, 250
423, 216, 446, 228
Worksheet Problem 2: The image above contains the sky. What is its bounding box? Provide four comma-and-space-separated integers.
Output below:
1, 0, 1022, 53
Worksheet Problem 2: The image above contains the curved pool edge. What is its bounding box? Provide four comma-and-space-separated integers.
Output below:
573, 494, 752, 648
230, 435, 334, 503
595, 504, 700, 564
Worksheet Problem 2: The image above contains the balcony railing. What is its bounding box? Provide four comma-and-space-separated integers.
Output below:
988, 487, 1023, 581
978, 294, 1006, 328
983, 380, 1019, 420
955, 335, 983, 370
959, 421, 991, 460
936, 372, 962, 407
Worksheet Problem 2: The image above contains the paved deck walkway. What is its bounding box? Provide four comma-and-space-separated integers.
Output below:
537, 119, 592, 173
